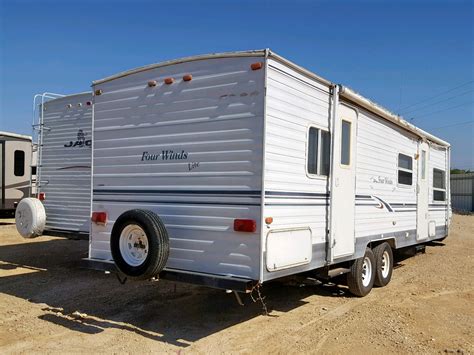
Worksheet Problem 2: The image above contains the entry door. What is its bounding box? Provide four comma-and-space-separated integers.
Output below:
329, 104, 357, 260
417, 141, 429, 240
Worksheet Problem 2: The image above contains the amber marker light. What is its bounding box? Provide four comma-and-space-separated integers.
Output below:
251, 62, 263, 70
265, 217, 273, 224
183, 74, 193, 81
94, 89, 103, 96
164, 77, 174, 84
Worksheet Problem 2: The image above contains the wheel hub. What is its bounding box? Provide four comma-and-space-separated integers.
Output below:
381, 250, 390, 278
361, 256, 373, 287
119, 224, 149, 267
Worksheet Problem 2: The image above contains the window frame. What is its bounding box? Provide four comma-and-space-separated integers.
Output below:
306, 124, 330, 179
432, 168, 446, 202
397, 153, 413, 187
14, 150, 25, 177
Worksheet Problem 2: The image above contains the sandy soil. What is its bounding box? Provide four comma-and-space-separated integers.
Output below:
0, 215, 472, 354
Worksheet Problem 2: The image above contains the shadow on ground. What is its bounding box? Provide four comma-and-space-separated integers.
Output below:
0, 236, 441, 346
0, 237, 348, 347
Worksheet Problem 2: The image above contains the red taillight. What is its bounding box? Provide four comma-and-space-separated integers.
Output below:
38, 192, 46, 201
164, 77, 174, 85
183, 74, 192, 81
234, 219, 257, 233
91, 212, 107, 225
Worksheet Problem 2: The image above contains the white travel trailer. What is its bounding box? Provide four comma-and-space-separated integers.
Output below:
17, 92, 93, 238
0, 131, 33, 213
86, 50, 450, 296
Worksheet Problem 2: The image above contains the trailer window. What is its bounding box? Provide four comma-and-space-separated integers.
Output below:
307, 127, 330, 176
341, 120, 351, 165
433, 168, 446, 201
14, 150, 25, 177
397, 153, 413, 186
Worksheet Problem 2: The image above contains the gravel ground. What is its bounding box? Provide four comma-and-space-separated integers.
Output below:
0, 215, 472, 354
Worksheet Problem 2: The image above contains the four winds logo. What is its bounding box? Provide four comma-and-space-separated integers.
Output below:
64, 129, 92, 148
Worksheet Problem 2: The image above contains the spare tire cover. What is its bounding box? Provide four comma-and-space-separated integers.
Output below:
15, 198, 46, 238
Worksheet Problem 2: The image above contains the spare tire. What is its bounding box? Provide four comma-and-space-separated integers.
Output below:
110, 209, 170, 280
15, 198, 46, 238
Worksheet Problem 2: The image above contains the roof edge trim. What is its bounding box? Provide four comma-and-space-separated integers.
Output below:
0, 131, 32, 141
92, 49, 268, 86
340, 86, 450, 147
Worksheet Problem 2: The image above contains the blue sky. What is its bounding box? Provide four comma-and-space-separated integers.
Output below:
1, 0, 473, 168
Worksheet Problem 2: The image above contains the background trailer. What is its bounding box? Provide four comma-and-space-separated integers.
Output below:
32, 92, 93, 237
0, 131, 32, 213
86, 50, 450, 296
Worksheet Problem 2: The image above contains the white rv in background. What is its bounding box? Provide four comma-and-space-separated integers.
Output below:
83, 50, 449, 297
16, 92, 93, 238
0, 131, 33, 213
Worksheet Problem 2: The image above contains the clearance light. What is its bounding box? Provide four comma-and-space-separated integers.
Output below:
251, 62, 263, 70
86, 101, 92, 106
148, 80, 157, 87
66, 104, 72, 108
183, 74, 193, 82
95, 89, 103, 96
77, 103, 82, 107
234, 219, 257, 233
38, 192, 46, 201
91, 212, 108, 226
164, 77, 174, 85
265, 217, 273, 224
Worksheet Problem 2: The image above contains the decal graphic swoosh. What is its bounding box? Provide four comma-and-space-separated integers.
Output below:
372, 196, 393, 212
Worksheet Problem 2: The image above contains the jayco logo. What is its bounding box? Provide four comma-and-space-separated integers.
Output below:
141, 150, 189, 161
64, 129, 92, 148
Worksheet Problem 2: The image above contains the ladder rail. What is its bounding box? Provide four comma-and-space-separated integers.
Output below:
31, 92, 65, 197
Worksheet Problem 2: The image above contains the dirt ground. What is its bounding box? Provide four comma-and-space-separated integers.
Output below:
0, 215, 472, 354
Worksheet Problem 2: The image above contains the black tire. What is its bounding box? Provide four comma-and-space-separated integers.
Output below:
347, 248, 376, 297
110, 209, 170, 280
373, 242, 393, 287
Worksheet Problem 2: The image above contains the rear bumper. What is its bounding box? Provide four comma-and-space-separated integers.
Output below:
81, 258, 257, 293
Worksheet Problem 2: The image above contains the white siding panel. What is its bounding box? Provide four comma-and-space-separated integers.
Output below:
355, 108, 418, 238
91, 57, 264, 280
263, 59, 331, 280
39, 93, 92, 234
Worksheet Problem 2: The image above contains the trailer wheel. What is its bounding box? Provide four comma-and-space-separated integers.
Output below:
347, 248, 375, 297
110, 209, 170, 280
373, 242, 393, 287
15, 198, 46, 238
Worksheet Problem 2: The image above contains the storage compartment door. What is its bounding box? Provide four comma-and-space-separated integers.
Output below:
266, 228, 312, 271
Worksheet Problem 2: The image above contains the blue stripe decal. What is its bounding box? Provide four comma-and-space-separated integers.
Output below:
265, 203, 328, 206
265, 191, 328, 198
93, 199, 260, 206
94, 189, 261, 196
